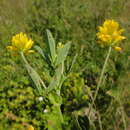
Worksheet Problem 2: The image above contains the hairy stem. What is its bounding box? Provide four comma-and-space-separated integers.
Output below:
88, 46, 112, 116
20, 52, 28, 65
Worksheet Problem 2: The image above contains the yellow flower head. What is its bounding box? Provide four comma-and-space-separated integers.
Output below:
57, 42, 64, 48
7, 32, 34, 54
27, 125, 34, 130
96, 19, 125, 47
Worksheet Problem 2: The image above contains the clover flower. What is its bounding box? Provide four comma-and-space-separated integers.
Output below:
7, 32, 34, 54
97, 19, 125, 47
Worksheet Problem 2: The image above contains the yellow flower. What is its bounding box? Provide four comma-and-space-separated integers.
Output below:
27, 125, 34, 130
7, 32, 34, 54
57, 42, 64, 48
97, 20, 125, 47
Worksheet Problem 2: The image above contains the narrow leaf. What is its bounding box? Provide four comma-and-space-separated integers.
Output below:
21, 52, 46, 95
68, 53, 78, 72
46, 65, 63, 93
46, 29, 56, 63
34, 45, 51, 65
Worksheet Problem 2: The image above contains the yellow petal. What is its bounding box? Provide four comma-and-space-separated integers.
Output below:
27, 125, 34, 130
25, 50, 35, 55
97, 19, 125, 46
24, 40, 34, 50
8, 32, 34, 55
7, 46, 17, 51
114, 46, 122, 52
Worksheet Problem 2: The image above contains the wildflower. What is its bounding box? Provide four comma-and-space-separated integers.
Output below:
97, 20, 125, 47
7, 32, 34, 54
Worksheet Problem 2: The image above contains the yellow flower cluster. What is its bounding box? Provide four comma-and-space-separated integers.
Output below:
97, 20, 125, 47
7, 32, 34, 54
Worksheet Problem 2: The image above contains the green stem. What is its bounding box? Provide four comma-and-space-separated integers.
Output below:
97, 111, 103, 130
119, 101, 127, 130
61, 62, 64, 74
88, 46, 112, 116
121, 107, 127, 130
20, 52, 46, 95
57, 104, 64, 123
89, 88, 103, 130
20, 52, 28, 65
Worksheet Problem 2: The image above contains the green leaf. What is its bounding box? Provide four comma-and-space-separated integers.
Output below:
34, 45, 51, 65
55, 42, 71, 66
68, 53, 78, 73
46, 65, 63, 93
34, 45, 46, 60
25, 64, 46, 95
45, 94, 63, 130
46, 29, 56, 63
20, 52, 46, 95
45, 104, 63, 130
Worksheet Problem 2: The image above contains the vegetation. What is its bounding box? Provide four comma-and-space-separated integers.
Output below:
0, 0, 130, 129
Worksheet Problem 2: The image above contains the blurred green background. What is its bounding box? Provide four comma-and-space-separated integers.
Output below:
0, 0, 130, 129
